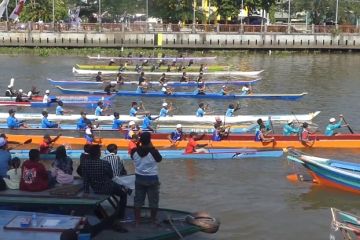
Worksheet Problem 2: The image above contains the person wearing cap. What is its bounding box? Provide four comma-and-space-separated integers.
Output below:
7, 109, 26, 129
0, 137, 11, 188
255, 125, 275, 143
39, 133, 61, 154
159, 102, 173, 117
283, 119, 299, 136
77, 111, 88, 130
325, 115, 345, 136
20, 149, 49, 192
130, 132, 162, 226
104, 81, 118, 95
41, 110, 59, 129
112, 112, 125, 130
95, 101, 108, 116
5, 85, 16, 97
213, 117, 230, 141
42, 90, 51, 103
15, 89, 28, 102
126, 121, 139, 139
241, 84, 252, 95
168, 124, 185, 144
141, 112, 159, 132
161, 83, 174, 95
96, 72, 102, 82
180, 71, 188, 82
185, 132, 208, 153
108, 58, 115, 66
226, 103, 240, 117
220, 85, 232, 95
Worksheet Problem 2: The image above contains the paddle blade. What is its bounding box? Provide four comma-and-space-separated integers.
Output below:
23, 139, 32, 144
286, 174, 300, 182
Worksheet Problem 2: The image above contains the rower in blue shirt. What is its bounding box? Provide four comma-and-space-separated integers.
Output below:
41, 110, 58, 128
241, 84, 251, 95
56, 101, 64, 115
196, 103, 206, 117
159, 102, 171, 117
136, 82, 147, 94
141, 112, 159, 132
283, 119, 299, 136
255, 118, 272, 133
112, 112, 124, 129
7, 109, 26, 129
221, 85, 232, 95
194, 79, 206, 95
77, 111, 88, 130
168, 124, 184, 144
225, 103, 240, 117
95, 101, 107, 116
325, 115, 345, 136
129, 102, 145, 117
255, 125, 274, 142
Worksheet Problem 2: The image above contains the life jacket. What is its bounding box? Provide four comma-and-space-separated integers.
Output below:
212, 130, 222, 141
171, 130, 183, 141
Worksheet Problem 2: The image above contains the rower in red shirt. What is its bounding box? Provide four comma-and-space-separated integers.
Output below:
185, 132, 208, 154
39, 134, 61, 154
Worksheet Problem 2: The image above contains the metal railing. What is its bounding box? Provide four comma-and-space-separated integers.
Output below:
0, 21, 359, 34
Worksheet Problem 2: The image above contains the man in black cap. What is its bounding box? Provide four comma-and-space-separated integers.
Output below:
130, 132, 162, 226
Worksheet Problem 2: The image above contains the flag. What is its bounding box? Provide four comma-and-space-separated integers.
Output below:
0, 0, 9, 18
9, 0, 26, 20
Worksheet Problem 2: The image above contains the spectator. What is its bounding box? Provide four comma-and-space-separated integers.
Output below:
51, 146, 74, 184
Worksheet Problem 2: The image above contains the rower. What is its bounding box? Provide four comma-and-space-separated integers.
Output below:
95, 101, 108, 116
104, 81, 118, 95
135, 64, 142, 73
283, 119, 299, 136
84, 120, 98, 144
196, 103, 206, 117
126, 121, 139, 139
221, 85, 232, 95
255, 125, 274, 143
42, 90, 51, 103
109, 58, 115, 66
196, 72, 204, 82
116, 72, 125, 84
159, 73, 167, 85
159, 102, 172, 117
112, 112, 124, 130
299, 122, 314, 144
241, 84, 252, 95
226, 103, 240, 117
188, 59, 194, 67
180, 72, 188, 82
255, 118, 272, 132
141, 112, 159, 132
199, 64, 207, 72
41, 110, 59, 128
39, 134, 61, 154
96, 71, 102, 82
177, 64, 185, 72
118, 64, 126, 72
166, 65, 171, 72
55, 101, 69, 115
129, 102, 142, 117
138, 71, 146, 85
161, 83, 174, 95
158, 59, 165, 68
168, 124, 185, 144
76, 111, 88, 130
15, 89, 28, 102
136, 81, 148, 94
7, 109, 26, 129
194, 79, 206, 95
5, 85, 16, 97
213, 117, 230, 141
325, 115, 346, 136
185, 132, 208, 154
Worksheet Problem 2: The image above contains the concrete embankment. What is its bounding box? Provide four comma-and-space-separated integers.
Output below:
0, 31, 359, 50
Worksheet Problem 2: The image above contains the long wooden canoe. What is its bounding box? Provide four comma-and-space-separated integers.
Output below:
87, 55, 217, 61
73, 67, 264, 77
0, 111, 320, 123
6, 134, 360, 150
56, 86, 307, 101
48, 78, 261, 87
76, 64, 229, 72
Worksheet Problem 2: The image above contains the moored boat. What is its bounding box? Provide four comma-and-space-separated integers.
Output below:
73, 67, 264, 77
287, 149, 360, 194
48, 78, 261, 87
331, 208, 360, 240
6, 133, 360, 150
56, 86, 307, 100
0, 111, 321, 123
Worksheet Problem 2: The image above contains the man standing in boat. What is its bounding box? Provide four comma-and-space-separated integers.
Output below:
130, 132, 162, 226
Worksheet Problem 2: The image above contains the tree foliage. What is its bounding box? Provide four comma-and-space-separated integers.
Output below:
20, 0, 68, 22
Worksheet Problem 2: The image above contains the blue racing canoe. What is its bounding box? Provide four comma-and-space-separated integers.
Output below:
56, 86, 307, 101
11, 148, 284, 160
48, 78, 261, 87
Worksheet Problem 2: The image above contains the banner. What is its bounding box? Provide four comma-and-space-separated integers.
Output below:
0, 0, 9, 18
9, 0, 26, 21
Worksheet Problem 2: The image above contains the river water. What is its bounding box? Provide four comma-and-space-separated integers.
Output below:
0, 53, 359, 239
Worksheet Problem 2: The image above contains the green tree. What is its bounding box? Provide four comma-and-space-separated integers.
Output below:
20, 0, 68, 22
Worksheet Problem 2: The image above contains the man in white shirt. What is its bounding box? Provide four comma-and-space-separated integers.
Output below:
42, 90, 51, 103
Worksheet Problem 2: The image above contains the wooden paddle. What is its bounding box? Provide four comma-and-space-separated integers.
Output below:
269, 117, 275, 134
10, 138, 32, 150
341, 115, 354, 134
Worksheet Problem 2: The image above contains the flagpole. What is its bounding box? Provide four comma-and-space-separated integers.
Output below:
52, 0, 55, 31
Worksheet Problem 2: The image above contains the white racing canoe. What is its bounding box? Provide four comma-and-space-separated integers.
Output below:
72, 67, 264, 77
87, 55, 217, 61
0, 111, 320, 124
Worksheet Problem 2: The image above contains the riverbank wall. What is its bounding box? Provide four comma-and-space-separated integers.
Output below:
0, 31, 359, 50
